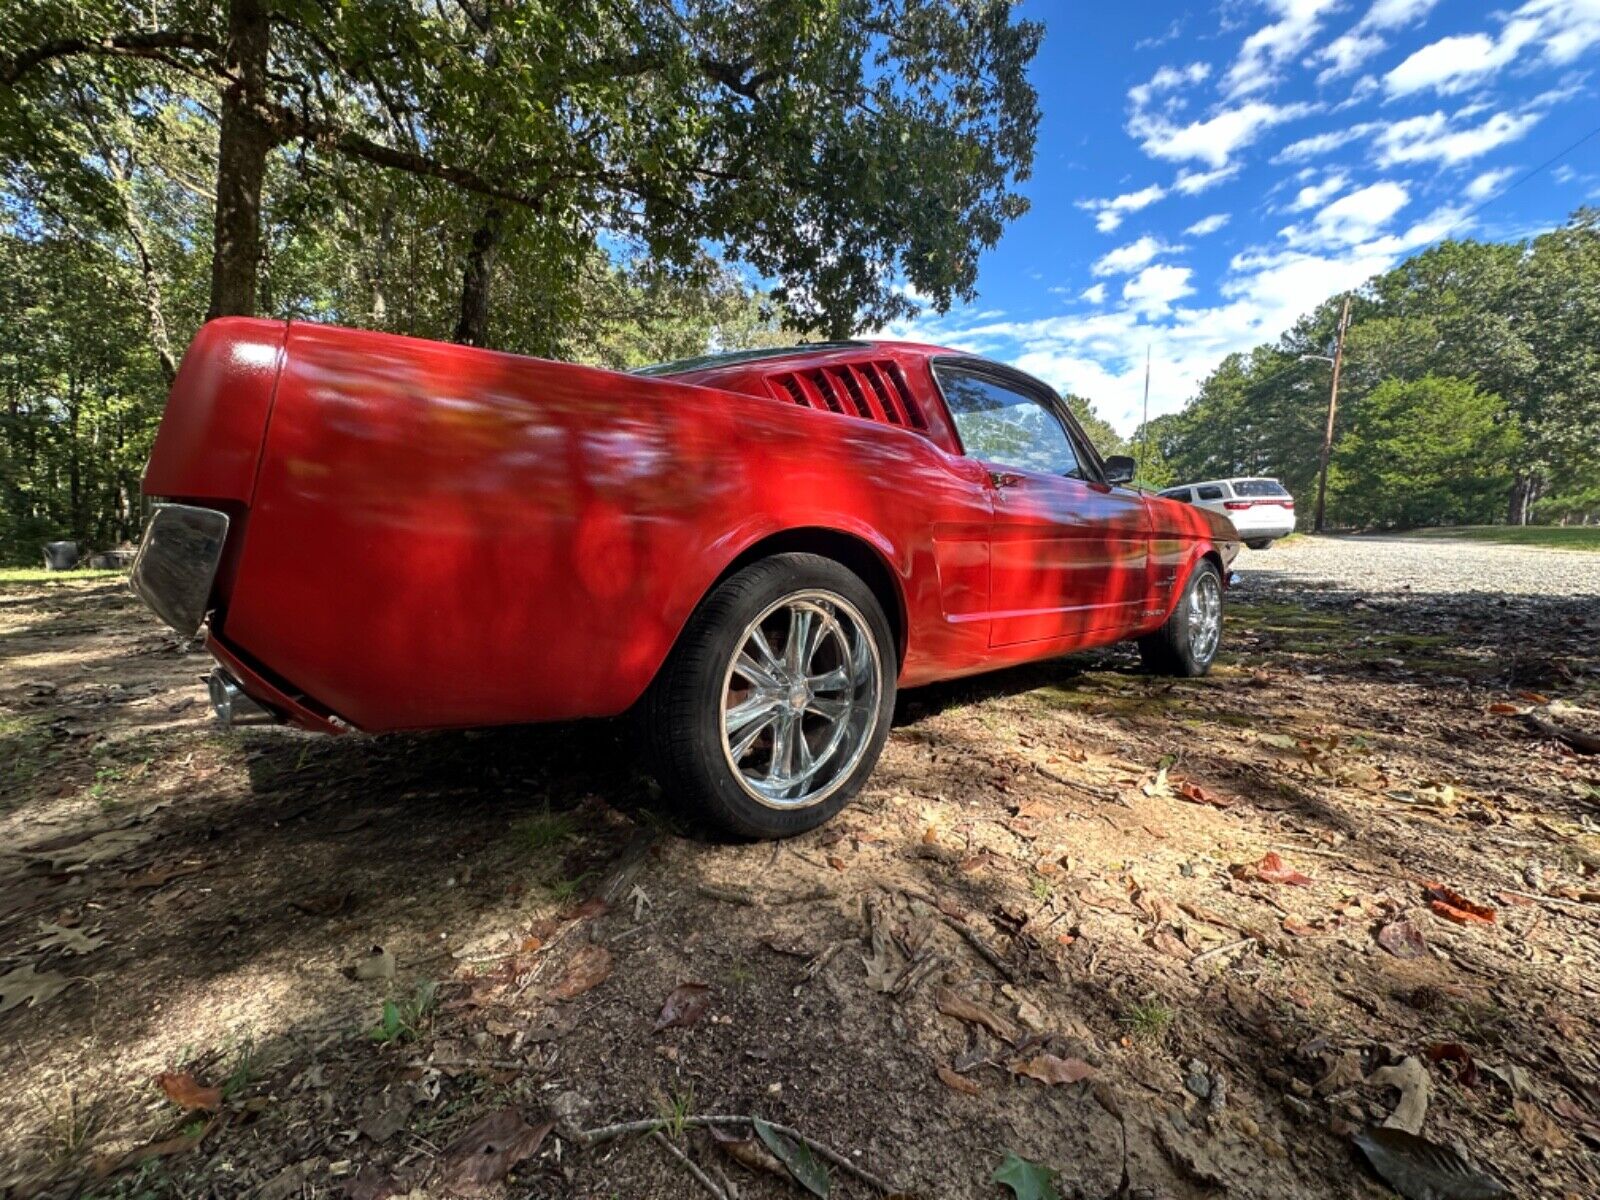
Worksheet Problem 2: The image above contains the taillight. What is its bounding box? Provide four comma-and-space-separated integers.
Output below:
1282, 499, 1295, 508
1224, 501, 1251, 510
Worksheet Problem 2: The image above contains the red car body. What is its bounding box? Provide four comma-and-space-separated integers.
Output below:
137, 318, 1237, 735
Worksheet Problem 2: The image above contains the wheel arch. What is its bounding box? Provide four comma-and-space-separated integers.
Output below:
709, 526, 908, 670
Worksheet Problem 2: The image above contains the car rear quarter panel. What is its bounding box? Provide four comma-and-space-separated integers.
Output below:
220, 324, 994, 732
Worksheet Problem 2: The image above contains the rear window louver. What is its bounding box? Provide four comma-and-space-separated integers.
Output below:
766, 361, 928, 430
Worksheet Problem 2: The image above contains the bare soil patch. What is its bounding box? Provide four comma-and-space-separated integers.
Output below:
2, 551, 1597, 1198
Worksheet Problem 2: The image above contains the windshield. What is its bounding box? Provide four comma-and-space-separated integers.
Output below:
631, 342, 868, 377
1233, 479, 1288, 497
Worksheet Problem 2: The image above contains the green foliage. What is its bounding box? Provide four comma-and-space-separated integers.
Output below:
367, 980, 437, 1044
991, 1151, 1062, 1200
1154, 212, 1600, 528
0, 0, 1042, 562
1333, 376, 1519, 528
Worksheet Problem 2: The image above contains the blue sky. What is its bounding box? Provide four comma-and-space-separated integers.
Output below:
877, 0, 1600, 435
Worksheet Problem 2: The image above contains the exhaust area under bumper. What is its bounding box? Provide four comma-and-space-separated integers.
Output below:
206, 666, 282, 727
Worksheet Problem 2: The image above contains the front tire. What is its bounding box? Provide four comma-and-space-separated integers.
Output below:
646, 553, 896, 839
1137, 560, 1223, 678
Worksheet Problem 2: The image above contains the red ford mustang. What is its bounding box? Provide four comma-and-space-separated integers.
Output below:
131, 321, 1238, 837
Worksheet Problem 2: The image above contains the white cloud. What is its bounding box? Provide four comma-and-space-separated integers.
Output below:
1128, 61, 1211, 110
1385, 30, 1532, 96
1092, 235, 1175, 277
1185, 213, 1232, 236
1360, 0, 1441, 29
1077, 183, 1167, 233
1224, 0, 1344, 96
1123, 264, 1196, 316
1173, 164, 1242, 194
1136, 101, 1315, 167
1273, 126, 1372, 162
1289, 171, 1350, 210
1294, 181, 1412, 246
1384, 0, 1600, 97
1316, 32, 1387, 82
1081, 283, 1108, 304
1464, 166, 1517, 200
1375, 109, 1541, 165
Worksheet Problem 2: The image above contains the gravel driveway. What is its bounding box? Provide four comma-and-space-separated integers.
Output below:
1234, 533, 1600, 598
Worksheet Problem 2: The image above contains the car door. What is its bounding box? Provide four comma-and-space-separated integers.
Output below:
933, 362, 1152, 647
1193, 483, 1227, 516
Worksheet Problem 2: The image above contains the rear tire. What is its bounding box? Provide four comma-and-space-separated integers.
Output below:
1245, 538, 1272, 550
1137, 560, 1223, 678
646, 553, 896, 839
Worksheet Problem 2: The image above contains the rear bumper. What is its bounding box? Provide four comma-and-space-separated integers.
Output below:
129, 503, 230, 636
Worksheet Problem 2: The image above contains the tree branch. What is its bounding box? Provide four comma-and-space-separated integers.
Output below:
1, 30, 224, 85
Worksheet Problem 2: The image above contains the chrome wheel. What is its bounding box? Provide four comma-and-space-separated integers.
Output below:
719, 590, 882, 809
1188, 569, 1223, 664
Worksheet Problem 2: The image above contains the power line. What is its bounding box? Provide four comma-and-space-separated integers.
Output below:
1439, 119, 1600, 243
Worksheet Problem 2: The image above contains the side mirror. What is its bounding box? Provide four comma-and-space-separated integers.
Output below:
1102, 455, 1136, 485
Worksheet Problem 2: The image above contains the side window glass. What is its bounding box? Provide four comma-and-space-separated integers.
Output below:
1196, 485, 1224, 501
1166, 489, 1192, 503
935, 369, 1081, 478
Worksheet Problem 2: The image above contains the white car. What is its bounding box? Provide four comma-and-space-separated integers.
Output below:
1159, 478, 1296, 549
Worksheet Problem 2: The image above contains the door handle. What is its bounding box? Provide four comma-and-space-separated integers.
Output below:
989, 470, 1024, 490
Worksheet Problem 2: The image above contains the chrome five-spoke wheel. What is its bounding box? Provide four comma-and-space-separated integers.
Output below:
719, 591, 882, 809
647, 552, 895, 838
1187, 568, 1222, 665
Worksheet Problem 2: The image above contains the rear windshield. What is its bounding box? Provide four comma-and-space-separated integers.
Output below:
1233, 479, 1288, 497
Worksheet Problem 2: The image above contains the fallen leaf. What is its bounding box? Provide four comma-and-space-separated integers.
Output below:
439, 1108, 552, 1195
1231, 852, 1312, 886
1141, 767, 1171, 798
1144, 926, 1192, 960
1376, 919, 1428, 959
937, 1064, 982, 1095
935, 987, 1016, 1042
1352, 1126, 1506, 1200
1282, 914, 1317, 937
1424, 1043, 1479, 1088
157, 1071, 221, 1112
753, 1117, 830, 1198
1513, 1099, 1573, 1152
1514, 691, 1550, 705
0, 962, 68, 1014
1423, 883, 1496, 926
992, 1150, 1062, 1200
35, 922, 105, 955
652, 982, 711, 1033
1370, 1057, 1431, 1135
1178, 780, 1234, 809
549, 945, 612, 1000
564, 897, 608, 921
92, 1116, 219, 1178
1487, 703, 1520, 715
710, 1125, 787, 1178
1012, 1054, 1095, 1086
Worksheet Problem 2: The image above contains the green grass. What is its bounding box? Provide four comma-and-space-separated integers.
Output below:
1386, 525, 1600, 552
1120, 998, 1175, 1046
0, 568, 127, 586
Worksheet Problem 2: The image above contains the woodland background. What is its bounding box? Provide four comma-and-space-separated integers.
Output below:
1, 2, 1597, 566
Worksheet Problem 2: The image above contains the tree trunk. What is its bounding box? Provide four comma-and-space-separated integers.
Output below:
453, 206, 502, 346
206, 0, 273, 320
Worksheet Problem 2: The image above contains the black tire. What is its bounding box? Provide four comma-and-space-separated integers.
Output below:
645, 553, 896, 839
1137, 559, 1223, 678
1245, 538, 1272, 550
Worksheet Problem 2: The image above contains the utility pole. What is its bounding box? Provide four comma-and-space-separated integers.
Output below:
1313, 294, 1351, 535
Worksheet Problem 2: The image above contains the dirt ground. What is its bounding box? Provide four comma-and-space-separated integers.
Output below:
2, 537, 1598, 1200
